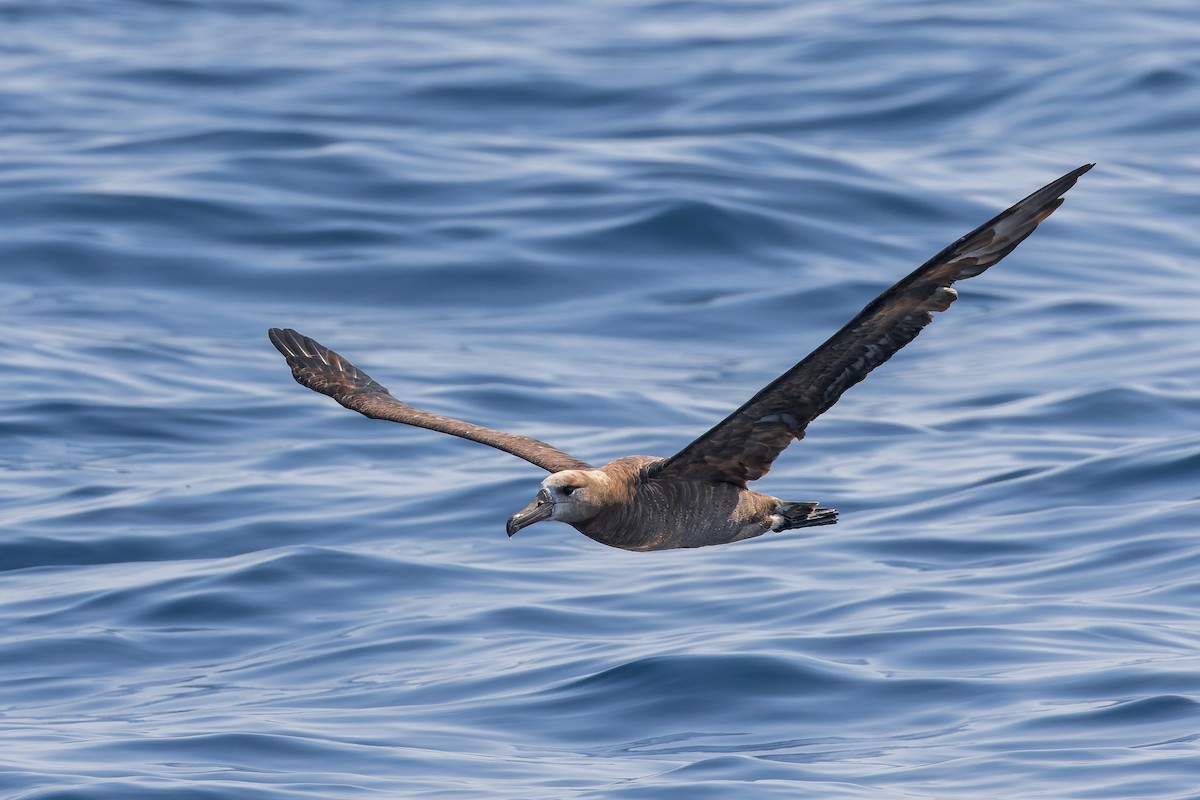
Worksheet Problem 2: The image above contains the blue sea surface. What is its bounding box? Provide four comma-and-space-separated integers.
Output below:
3, 1, 1200, 797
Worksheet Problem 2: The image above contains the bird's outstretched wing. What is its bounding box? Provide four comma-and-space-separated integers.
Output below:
268, 328, 593, 474
653, 164, 1093, 487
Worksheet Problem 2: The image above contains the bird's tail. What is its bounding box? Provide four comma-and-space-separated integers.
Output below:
772, 501, 838, 532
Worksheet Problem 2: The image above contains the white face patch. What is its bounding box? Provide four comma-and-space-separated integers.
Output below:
540, 470, 605, 523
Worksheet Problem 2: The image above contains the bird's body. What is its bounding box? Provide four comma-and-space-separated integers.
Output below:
269, 164, 1091, 551
508, 456, 834, 551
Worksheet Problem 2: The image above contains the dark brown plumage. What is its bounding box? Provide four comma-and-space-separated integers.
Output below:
269, 164, 1091, 551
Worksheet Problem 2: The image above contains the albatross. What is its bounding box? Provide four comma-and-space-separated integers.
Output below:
269, 163, 1091, 551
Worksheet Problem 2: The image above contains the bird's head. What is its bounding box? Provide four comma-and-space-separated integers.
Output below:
506, 470, 608, 536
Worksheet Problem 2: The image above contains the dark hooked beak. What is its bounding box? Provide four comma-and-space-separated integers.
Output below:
506, 489, 553, 536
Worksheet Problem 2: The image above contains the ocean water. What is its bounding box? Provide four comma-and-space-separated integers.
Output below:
3, 1, 1200, 797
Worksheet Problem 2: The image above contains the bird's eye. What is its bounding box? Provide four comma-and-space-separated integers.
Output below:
562, 486, 577, 497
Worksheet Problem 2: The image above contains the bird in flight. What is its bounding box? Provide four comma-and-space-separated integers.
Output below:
270, 164, 1091, 551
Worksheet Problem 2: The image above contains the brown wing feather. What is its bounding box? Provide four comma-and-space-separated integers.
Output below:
654, 164, 1093, 487
268, 328, 592, 474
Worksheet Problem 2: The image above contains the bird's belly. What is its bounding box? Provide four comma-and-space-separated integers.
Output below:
579, 484, 777, 551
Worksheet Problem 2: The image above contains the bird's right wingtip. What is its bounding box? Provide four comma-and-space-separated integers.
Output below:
1071, 162, 1095, 180
1051, 163, 1094, 191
